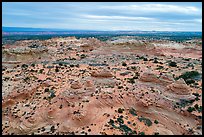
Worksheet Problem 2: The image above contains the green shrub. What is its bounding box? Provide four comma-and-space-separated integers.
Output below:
117, 117, 124, 124
138, 132, 145, 135
59, 62, 63, 66
75, 64, 79, 67
127, 78, 135, 84
139, 56, 144, 60
154, 120, 159, 124
108, 119, 114, 125
44, 88, 49, 92
192, 93, 200, 97
138, 117, 152, 127
122, 62, 127, 66
175, 99, 195, 108
118, 86, 123, 89
187, 107, 195, 112
185, 79, 195, 85
118, 108, 124, 113
39, 69, 44, 74
119, 124, 132, 135
55, 67, 59, 72
194, 104, 199, 109
195, 96, 200, 101
131, 66, 137, 70
24, 77, 30, 82
156, 66, 164, 70
143, 58, 148, 61
177, 71, 200, 82
80, 54, 86, 59
132, 130, 137, 135
67, 47, 73, 50
70, 58, 76, 60
169, 61, 177, 67
197, 106, 202, 113
70, 64, 75, 67
48, 90, 56, 99
153, 59, 158, 63
129, 108, 137, 116
133, 72, 139, 79
184, 58, 190, 61
187, 63, 194, 68
21, 64, 28, 69
31, 63, 35, 67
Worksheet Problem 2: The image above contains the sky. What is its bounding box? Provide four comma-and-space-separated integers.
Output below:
2, 2, 202, 31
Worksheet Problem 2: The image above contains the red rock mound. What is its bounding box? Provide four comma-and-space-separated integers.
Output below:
166, 79, 190, 95
139, 72, 160, 83
70, 81, 83, 89
91, 70, 113, 78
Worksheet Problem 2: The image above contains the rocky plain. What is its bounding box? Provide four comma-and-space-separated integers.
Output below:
2, 36, 202, 135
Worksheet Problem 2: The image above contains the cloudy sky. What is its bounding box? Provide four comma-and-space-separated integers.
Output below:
2, 2, 202, 31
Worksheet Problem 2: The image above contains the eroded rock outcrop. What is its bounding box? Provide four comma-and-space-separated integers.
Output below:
166, 78, 190, 95
139, 72, 160, 83
159, 74, 175, 84
91, 70, 113, 78
70, 81, 83, 89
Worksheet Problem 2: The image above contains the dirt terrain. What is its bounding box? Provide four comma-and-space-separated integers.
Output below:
2, 36, 202, 135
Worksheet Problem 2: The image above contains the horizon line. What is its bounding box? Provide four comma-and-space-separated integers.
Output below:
2, 26, 202, 33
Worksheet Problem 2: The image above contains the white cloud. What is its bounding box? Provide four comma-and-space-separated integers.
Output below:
82, 14, 156, 21
101, 4, 201, 15
193, 19, 202, 23
4, 12, 31, 16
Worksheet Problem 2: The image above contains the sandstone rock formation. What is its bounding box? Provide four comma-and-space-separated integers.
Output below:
166, 78, 190, 95
91, 70, 113, 78
70, 81, 83, 89
139, 72, 160, 83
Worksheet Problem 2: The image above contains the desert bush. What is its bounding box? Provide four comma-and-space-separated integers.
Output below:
138, 117, 152, 127
143, 58, 148, 61
70, 64, 75, 67
21, 64, 28, 69
39, 69, 44, 74
118, 108, 124, 113
31, 63, 35, 67
192, 93, 200, 97
80, 54, 86, 59
122, 62, 127, 66
138, 132, 145, 135
119, 124, 132, 135
44, 88, 49, 92
154, 120, 159, 124
153, 59, 159, 63
178, 71, 200, 81
127, 78, 135, 84
176, 71, 201, 85
117, 117, 124, 124
187, 107, 195, 112
129, 108, 137, 116
169, 61, 177, 67
185, 79, 195, 85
